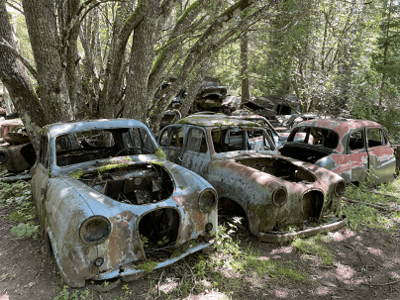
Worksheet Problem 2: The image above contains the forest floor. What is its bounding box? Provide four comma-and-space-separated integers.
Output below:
1, 179, 400, 300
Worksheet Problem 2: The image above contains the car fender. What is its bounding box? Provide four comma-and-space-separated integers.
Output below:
44, 177, 97, 287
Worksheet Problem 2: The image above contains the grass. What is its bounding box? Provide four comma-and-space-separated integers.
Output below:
292, 234, 333, 265
340, 176, 400, 232
0, 171, 39, 239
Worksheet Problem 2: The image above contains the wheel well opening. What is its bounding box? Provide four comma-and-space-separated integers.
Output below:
218, 197, 248, 228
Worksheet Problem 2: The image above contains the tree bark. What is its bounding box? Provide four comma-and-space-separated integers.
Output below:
22, 0, 72, 123
240, 28, 250, 102
0, 0, 46, 150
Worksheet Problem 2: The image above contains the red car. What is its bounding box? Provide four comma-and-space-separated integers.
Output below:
280, 118, 397, 185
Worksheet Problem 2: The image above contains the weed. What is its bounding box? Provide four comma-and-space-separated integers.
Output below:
54, 284, 91, 300
0, 180, 38, 239
10, 222, 39, 239
292, 234, 333, 265
341, 179, 400, 231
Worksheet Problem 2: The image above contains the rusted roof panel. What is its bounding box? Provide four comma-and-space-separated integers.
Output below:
176, 115, 262, 128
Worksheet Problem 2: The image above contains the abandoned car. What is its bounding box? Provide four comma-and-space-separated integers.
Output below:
31, 119, 218, 287
280, 118, 397, 184
159, 116, 347, 243
0, 119, 36, 174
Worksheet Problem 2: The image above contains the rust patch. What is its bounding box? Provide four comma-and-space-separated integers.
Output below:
108, 211, 134, 267
191, 210, 206, 232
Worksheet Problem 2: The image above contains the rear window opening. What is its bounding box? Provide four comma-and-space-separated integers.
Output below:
280, 126, 339, 163
287, 126, 339, 148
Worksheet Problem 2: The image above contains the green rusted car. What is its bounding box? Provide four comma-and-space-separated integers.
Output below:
159, 115, 347, 243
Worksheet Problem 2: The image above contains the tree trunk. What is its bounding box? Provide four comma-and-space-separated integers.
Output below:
22, 0, 72, 124
125, 0, 161, 122
2, 86, 14, 115
240, 28, 250, 102
0, 0, 46, 150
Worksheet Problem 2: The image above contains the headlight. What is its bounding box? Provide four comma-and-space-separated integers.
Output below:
335, 180, 346, 196
197, 189, 217, 213
272, 186, 287, 207
0, 151, 8, 164
79, 216, 111, 244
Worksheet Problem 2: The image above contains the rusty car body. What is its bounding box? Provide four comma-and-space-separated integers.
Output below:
0, 119, 36, 174
158, 115, 347, 243
280, 118, 397, 184
31, 119, 218, 287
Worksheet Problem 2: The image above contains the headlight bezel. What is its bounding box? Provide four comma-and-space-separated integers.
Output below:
79, 215, 111, 245
197, 188, 218, 213
272, 186, 287, 207
334, 180, 346, 197
0, 151, 8, 164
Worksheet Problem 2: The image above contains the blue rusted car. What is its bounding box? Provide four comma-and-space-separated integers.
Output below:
31, 119, 217, 287
159, 115, 347, 244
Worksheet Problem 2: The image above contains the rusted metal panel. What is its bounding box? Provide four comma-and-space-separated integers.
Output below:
31, 119, 218, 287
160, 115, 346, 243
281, 118, 396, 184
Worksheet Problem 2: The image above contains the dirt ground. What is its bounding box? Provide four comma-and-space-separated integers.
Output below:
1, 203, 400, 300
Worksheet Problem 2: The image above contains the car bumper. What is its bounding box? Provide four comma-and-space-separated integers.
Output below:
257, 215, 347, 243
92, 241, 214, 282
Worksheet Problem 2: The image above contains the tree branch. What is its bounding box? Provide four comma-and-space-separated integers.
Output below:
0, 39, 38, 79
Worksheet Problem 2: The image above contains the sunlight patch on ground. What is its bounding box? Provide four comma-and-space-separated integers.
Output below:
272, 289, 289, 298
315, 286, 333, 296
187, 290, 232, 300
329, 228, 355, 241
366, 247, 383, 256
335, 264, 356, 282
0, 293, 9, 300
270, 246, 294, 255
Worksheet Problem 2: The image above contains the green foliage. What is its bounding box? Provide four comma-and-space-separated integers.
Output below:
136, 261, 159, 274
10, 222, 39, 239
54, 285, 91, 300
0, 179, 38, 240
292, 234, 333, 265
340, 179, 400, 232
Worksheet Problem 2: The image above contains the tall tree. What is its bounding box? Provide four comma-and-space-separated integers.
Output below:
0, 0, 45, 149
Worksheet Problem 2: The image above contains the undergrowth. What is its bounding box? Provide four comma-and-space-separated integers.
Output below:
340, 176, 400, 232
0, 171, 39, 239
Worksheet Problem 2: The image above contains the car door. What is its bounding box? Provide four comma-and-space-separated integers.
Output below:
31, 135, 50, 225
180, 127, 212, 177
346, 129, 369, 183
366, 127, 396, 184
158, 126, 186, 164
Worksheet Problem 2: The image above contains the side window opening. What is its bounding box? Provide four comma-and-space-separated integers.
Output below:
39, 136, 49, 167
367, 128, 386, 148
187, 128, 207, 153
159, 129, 170, 146
170, 127, 184, 148
349, 130, 365, 151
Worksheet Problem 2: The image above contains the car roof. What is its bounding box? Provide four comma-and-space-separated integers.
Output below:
42, 119, 148, 137
176, 115, 263, 128
296, 118, 382, 131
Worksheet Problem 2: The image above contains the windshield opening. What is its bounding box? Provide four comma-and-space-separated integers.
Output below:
56, 128, 157, 166
211, 128, 274, 153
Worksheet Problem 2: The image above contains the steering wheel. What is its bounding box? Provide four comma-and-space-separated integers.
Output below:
115, 147, 153, 157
